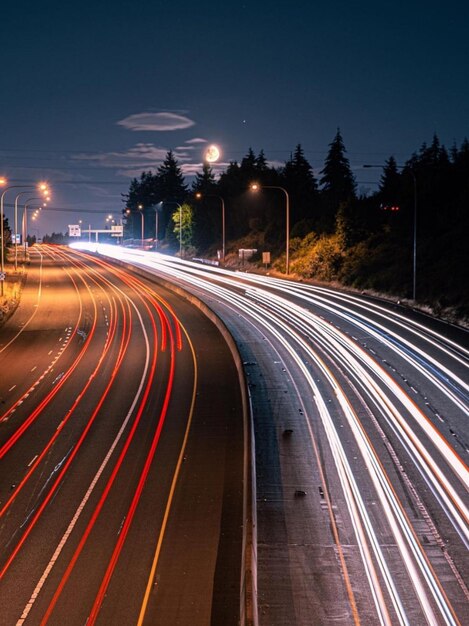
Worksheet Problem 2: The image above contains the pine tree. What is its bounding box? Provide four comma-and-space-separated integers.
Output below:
319, 129, 356, 231
122, 171, 162, 239
282, 144, 318, 225
156, 150, 188, 202
256, 149, 269, 172
320, 129, 356, 200
191, 163, 218, 249
379, 156, 401, 207
241, 148, 257, 169
156, 151, 188, 239
192, 162, 217, 193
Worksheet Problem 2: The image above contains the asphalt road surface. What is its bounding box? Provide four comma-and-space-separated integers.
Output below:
91, 246, 469, 626
0, 246, 245, 626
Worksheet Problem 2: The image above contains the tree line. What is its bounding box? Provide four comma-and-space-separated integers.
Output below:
119, 129, 467, 315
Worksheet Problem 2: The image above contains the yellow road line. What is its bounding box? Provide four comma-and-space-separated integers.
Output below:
137, 320, 198, 626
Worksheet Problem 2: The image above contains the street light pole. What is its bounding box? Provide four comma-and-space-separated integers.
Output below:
23, 198, 43, 257
153, 202, 163, 250
1, 184, 38, 295
364, 164, 418, 300
14, 190, 36, 270
410, 170, 418, 301
250, 184, 290, 274
138, 204, 145, 249
179, 204, 183, 258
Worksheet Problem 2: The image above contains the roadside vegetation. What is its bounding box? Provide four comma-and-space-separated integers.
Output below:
122, 131, 469, 320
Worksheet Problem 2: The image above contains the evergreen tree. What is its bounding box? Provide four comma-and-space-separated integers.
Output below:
282, 144, 318, 225
218, 161, 242, 196
319, 129, 356, 231
122, 171, 161, 239
122, 171, 160, 210
155, 150, 188, 238
320, 128, 356, 200
156, 150, 188, 202
418, 134, 449, 168
240, 148, 258, 178
192, 163, 218, 249
219, 151, 273, 240
379, 156, 401, 206
255, 149, 269, 172
191, 162, 217, 193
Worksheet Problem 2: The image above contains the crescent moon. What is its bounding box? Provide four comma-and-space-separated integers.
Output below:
205, 144, 220, 163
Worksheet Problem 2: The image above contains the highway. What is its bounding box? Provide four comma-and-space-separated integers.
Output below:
0, 246, 245, 626
83, 244, 469, 626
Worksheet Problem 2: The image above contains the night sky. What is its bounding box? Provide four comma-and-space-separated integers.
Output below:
1, 0, 468, 236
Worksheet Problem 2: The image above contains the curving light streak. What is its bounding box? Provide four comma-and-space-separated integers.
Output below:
35, 249, 183, 625
71, 243, 468, 625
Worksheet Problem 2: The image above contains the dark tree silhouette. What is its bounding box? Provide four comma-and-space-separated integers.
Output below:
192, 162, 217, 194
379, 156, 401, 204
191, 163, 218, 249
319, 128, 356, 231
156, 150, 188, 202
282, 144, 318, 227
123, 151, 189, 241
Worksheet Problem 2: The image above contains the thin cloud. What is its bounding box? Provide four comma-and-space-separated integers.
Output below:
73, 143, 169, 169
117, 112, 195, 132
185, 137, 207, 144
73, 143, 198, 178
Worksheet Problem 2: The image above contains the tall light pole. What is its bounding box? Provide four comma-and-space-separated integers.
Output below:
364, 164, 418, 300
250, 183, 290, 275
195, 192, 226, 262
153, 202, 163, 249
14, 190, 38, 270
138, 204, 145, 248
0, 177, 7, 296
1, 182, 48, 295
178, 203, 183, 258
23, 198, 43, 257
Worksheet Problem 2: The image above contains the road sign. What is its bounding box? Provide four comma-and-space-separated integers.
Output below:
68, 224, 81, 237
0, 272, 5, 281
111, 224, 123, 236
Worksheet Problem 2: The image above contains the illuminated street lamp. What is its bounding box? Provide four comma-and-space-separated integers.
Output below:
364, 163, 418, 300
138, 204, 145, 248
14, 191, 39, 270
0, 177, 7, 296
153, 202, 163, 249
177, 203, 183, 258
250, 183, 290, 275
22, 197, 43, 256
1, 180, 49, 294
195, 192, 226, 262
